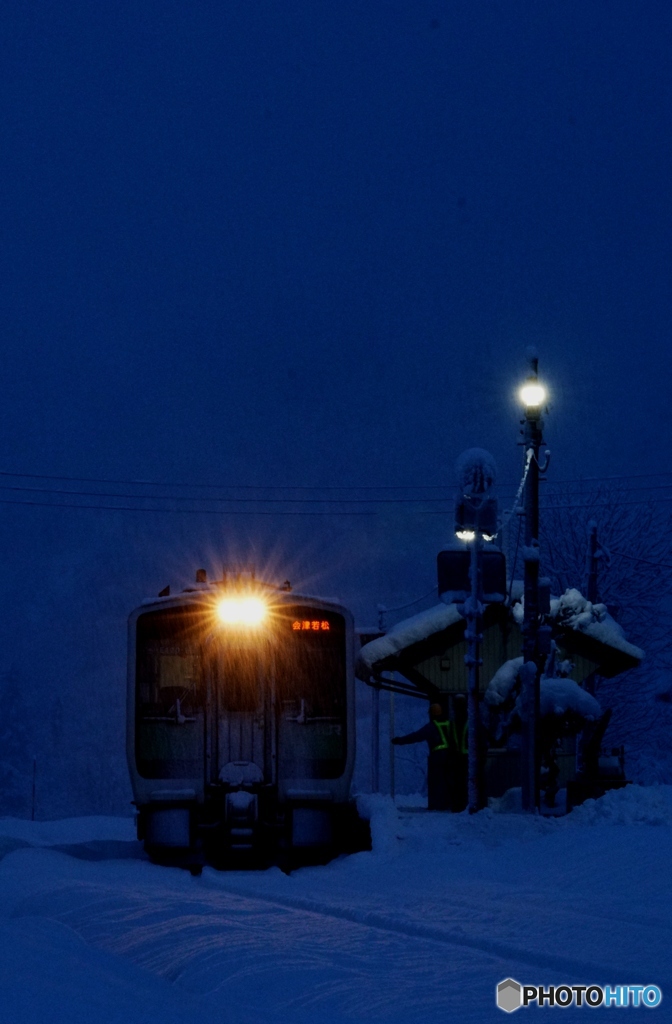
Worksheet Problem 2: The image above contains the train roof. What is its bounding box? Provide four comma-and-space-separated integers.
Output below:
133, 580, 349, 616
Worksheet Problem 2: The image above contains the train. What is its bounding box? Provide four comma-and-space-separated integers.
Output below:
126, 569, 369, 869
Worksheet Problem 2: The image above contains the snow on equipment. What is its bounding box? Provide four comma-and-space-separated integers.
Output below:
127, 569, 368, 869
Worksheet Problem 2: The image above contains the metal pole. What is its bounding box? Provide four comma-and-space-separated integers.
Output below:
466, 532, 483, 812
389, 689, 395, 801
521, 357, 544, 813
371, 684, 380, 793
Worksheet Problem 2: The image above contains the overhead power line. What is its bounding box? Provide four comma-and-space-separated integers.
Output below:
0, 483, 454, 506
0, 497, 379, 516
3, 479, 671, 507
0, 469, 469, 493
538, 497, 672, 510
2, 493, 672, 517
1, 466, 671, 495
1, 467, 672, 518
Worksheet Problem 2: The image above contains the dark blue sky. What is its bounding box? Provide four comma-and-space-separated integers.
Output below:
0, 0, 670, 609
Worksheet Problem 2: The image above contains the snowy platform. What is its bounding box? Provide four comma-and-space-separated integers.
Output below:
0, 788, 670, 1022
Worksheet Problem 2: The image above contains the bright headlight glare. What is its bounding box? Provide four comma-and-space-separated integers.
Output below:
519, 382, 547, 407
456, 529, 476, 542
216, 596, 267, 626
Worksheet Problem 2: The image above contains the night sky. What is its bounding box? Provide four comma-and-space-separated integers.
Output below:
0, 0, 670, 618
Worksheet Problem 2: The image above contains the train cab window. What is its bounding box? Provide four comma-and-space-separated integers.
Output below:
158, 653, 198, 692
276, 607, 347, 779
135, 607, 205, 779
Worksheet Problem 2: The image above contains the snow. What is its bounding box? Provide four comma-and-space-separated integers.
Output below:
484, 657, 524, 706
539, 677, 602, 720
356, 603, 463, 675
0, 791, 670, 1022
511, 586, 645, 661
0, 815, 136, 847
550, 588, 645, 659
485, 659, 602, 720
567, 784, 672, 827
454, 448, 497, 497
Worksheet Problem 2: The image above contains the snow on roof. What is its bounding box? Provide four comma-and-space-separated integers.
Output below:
550, 588, 644, 660
512, 586, 644, 662
357, 602, 463, 675
360, 584, 642, 679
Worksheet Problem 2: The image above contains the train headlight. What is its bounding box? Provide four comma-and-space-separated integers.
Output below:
216, 596, 267, 627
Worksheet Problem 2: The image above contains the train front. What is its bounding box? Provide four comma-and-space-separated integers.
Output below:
126, 578, 358, 867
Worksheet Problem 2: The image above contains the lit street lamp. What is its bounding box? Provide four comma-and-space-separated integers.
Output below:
518, 349, 550, 812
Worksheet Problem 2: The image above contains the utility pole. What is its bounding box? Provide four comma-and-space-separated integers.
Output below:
518, 351, 548, 812
455, 447, 498, 813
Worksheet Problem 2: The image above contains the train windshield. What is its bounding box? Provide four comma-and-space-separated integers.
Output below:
275, 606, 347, 779
135, 607, 206, 779
134, 601, 348, 782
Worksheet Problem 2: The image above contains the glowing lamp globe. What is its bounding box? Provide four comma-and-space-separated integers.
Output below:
519, 382, 547, 408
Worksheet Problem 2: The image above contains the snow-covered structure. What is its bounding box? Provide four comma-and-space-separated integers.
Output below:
356, 585, 643, 801
357, 585, 642, 689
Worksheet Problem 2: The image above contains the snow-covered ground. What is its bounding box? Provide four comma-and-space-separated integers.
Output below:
0, 787, 670, 1023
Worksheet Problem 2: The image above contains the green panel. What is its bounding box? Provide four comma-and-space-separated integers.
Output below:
137, 716, 204, 779
413, 621, 514, 694
414, 638, 467, 692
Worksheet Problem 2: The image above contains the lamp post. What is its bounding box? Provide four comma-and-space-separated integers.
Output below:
518, 351, 548, 812
455, 448, 498, 813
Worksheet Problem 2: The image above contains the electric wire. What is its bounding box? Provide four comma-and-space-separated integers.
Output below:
1, 466, 671, 495
1, 464, 672, 517
0, 478, 669, 507
0, 497, 378, 516
2, 493, 672, 516
0, 483, 454, 505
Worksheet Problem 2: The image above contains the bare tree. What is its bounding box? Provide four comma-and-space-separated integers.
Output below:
535, 484, 672, 658
531, 484, 672, 781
